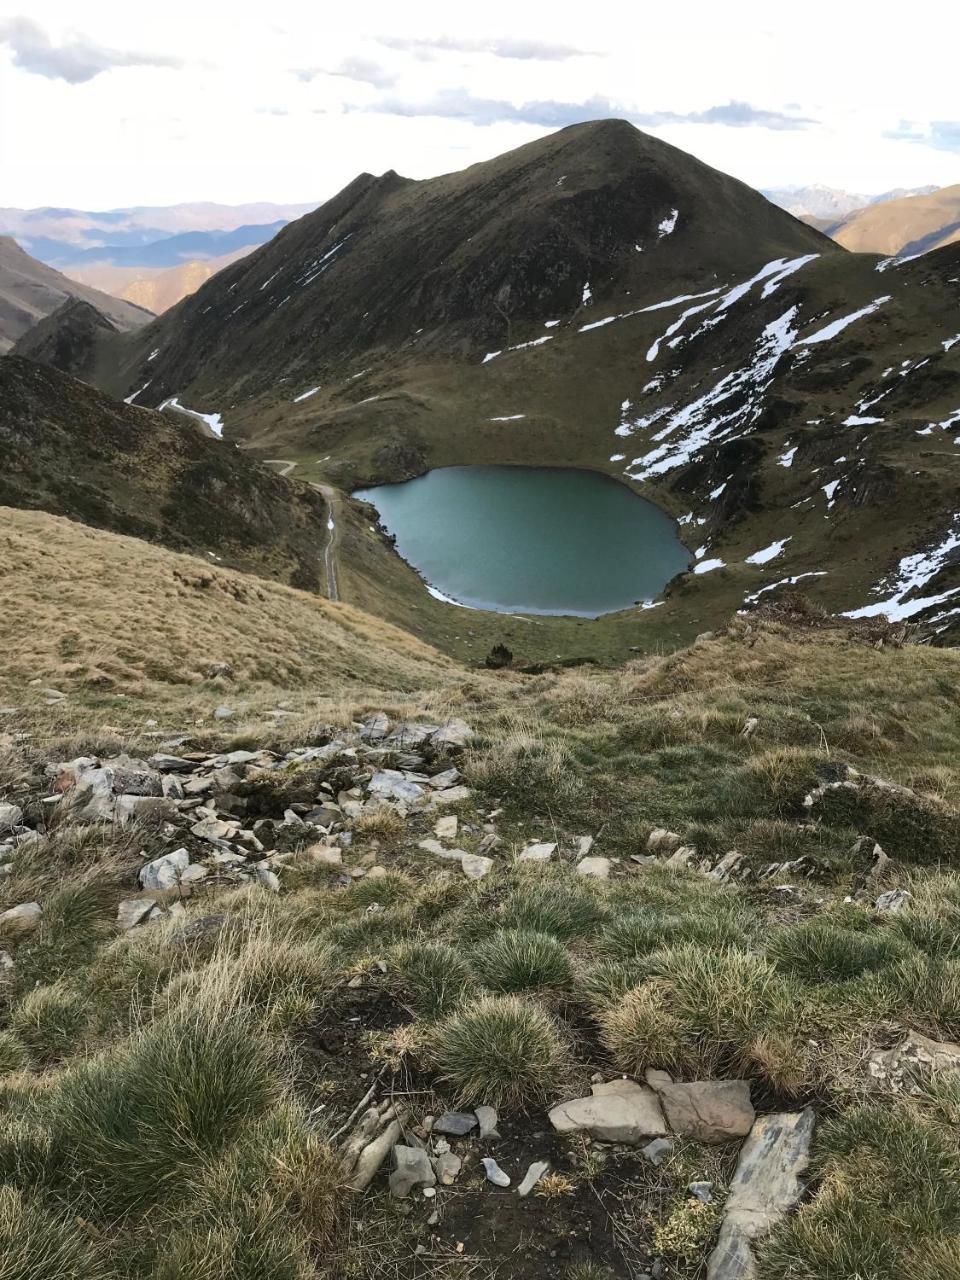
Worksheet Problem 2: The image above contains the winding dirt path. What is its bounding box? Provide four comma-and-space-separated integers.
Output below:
264, 460, 340, 601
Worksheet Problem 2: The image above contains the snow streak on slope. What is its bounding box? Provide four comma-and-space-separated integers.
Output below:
157, 396, 224, 439
800, 297, 891, 345
625, 308, 800, 480
844, 518, 960, 621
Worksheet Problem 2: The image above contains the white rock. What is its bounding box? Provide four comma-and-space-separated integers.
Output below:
434, 814, 458, 841
517, 1160, 550, 1196
549, 1080, 667, 1143
518, 842, 557, 862
481, 1157, 511, 1187
0, 901, 42, 939
139, 847, 190, 891
0, 804, 23, 834
256, 866, 281, 893
577, 856, 611, 879
116, 898, 159, 930
461, 853, 493, 879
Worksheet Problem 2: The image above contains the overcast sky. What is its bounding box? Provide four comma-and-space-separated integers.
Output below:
2, 0, 959, 210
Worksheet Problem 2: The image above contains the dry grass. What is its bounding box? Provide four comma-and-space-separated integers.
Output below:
0, 506, 459, 732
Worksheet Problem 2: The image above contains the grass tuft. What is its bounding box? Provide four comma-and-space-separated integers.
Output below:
431, 994, 569, 1110
470, 929, 573, 994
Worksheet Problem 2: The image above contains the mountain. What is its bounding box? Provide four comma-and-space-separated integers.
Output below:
0, 200, 317, 256
764, 184, 939, 228
0, 353, 332, 590
0, 235, 151, 353
64, 248, 255, 314
23, 120, 960, 653
35, 220, 290, 270
832, 184, 960, 256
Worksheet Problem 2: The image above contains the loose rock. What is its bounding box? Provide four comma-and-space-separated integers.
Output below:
0, 901, 42, 939
475, 1105, 500, 1139
653, 1079, 755, 1144
433, 1111, 478, 1137
481, 1157, 511, 1188
139, 847, 190, 891
389, 1145, 437, 1199
517, 1160, 550, 1196
549, 1080, 667, 1144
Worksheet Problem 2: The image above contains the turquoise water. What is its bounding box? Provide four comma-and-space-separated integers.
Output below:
354, 466, 690, 617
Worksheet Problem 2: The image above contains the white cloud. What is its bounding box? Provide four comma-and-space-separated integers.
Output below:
1, 0, 958, 208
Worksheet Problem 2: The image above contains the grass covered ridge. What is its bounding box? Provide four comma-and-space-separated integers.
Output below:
1, 611, 960, 1276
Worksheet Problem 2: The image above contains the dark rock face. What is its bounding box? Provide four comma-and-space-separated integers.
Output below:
10, 298, 119, 382
0, 354, 329, 590
89, 119, 833, 406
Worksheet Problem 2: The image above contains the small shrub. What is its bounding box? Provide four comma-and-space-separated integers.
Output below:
389, 941, 476, 1019
484, 643, 513, 670
575, 958, 651, 1006
653, 1196, 722, 1261
10, 982, 91, 1067
467, 724, 586, 819
715, 748, 821, 820
153, 1102, 339, 1280
432, 994, 568, 1110
351, 809, 407, 848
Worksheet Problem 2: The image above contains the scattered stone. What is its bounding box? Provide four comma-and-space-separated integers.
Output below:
666, 845, 698, 867
518, 842, 556, 862
549, 1080, 667, 1144
517, 1160, 550, 1196
460, 853, 493, 879
653, 1080, 755, 1144
431, 719, 474, 751
0, 951, 14, 972
874, 889, 911, 913
741, 717, 759, 738
360, 712, 390, 742
434, 814, 458, 841
475, 1105, 500, 1139
0, 804, 23, 834
428, 785, 472, 807
577, 856, 611, 879
418, 839, 464, 862
433, 1112, 478, 1137
213, 706, 235, 720
117, 898, 159, 930
641, 1137, 674, 1166
369, 771, 424, 806
574, 835, 595, 858
867, 1031, 960, 1090
688, 1181, 714, 1204
149, 753, 194, 772
389, 1145, 437, 1199
306, 843, 343, 866
139, 847, 190, 891
115, 795, 176, 825
428, 768, 461, 790
647, 828, 683, 853
706, 1110, 815, 1280
434, 1152, 462, 1185
0, 901, 42, 939
481, 1157, 511, 1188
707, 850, 746, 881
422, 1186, 436, 1199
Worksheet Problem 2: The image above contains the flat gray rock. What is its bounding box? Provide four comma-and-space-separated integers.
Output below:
517, 1160, 549, 1196
139, 847, 190, 891
433, 1111, 478, 1137
481, 1156, 511, 1187
654, 1080, 755, 1143
0, 804, 23, 834
706, 1109, 815, 1280
389, 1144, 436, 1198
117, 898, 159, 930
549, 1080, 667, 1143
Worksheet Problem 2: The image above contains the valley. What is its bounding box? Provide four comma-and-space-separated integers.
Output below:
3, 104, 960, 1280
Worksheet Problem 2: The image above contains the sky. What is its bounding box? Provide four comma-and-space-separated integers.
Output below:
1, 0, 959, 210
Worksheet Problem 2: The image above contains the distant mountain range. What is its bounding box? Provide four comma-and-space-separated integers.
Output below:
64, 249, 255, 315
763, 183, 939, 225
0, 235, 151, 353
0, 201, 318, 269
832, 184, 960, 257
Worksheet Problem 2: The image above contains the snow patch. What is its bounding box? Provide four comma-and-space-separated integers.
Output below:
778, 445, 797, 468
844, 518, 960, 621
693, 558, 725, 575
489, 414, 525, 422
746, 537, 791, 565
657, 209, 679, 238
581, 282, 592, 305
293, 386, 321, 403
158, 397, 224, 439
943, 334, 960, 353
800, 297, 891, 345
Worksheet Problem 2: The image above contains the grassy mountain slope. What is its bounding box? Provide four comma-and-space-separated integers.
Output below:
20, 122, 960, 658
0, 236, 150, 354
1, 525, 960, 1277
0, 355, 337, 591
833, 183, 960, 256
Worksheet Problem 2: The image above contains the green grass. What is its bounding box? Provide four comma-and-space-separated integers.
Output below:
431, 994, 570, 1110
9, 980, 92, 1066
470, 929, 573, 994
0, 1185, 110, 1280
